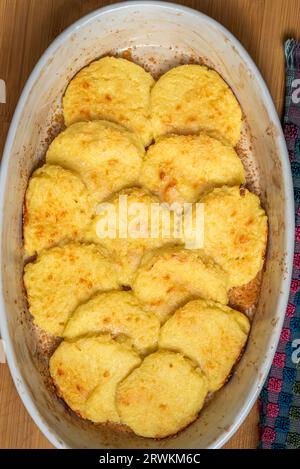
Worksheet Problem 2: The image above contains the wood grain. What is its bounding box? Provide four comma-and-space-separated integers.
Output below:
0, 0, 296, 449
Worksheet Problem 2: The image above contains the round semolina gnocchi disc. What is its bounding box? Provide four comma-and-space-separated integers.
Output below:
24, 243, 119, 336
132, 246, 229, 323
46, 120, 144, 206
140, 134, 245, 204
85, 187, 179, 286
50, 337, 141, 423
63, 56, 155, 146
23, 164, 93, 256
63, 290, 160, 355
116, 350, 208, 438
159, 299, 250, 391
199, 186, 268, 288
151, 64, 242, 146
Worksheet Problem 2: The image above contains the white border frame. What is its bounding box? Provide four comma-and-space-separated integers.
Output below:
0, 1, 295, 449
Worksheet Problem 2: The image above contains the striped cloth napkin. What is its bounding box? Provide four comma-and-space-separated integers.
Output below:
259, 39, 300, 449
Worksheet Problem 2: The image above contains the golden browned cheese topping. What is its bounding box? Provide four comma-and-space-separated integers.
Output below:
63, 290, 160, 355
183, 186, 267, 288
85, 187, 179, 286
63, 56, 155, 146
24, 243, 119, 336
23, 57, 268, 439
151, 64, 242, 146
132, 246, 229, 323
24, 164, 93, 256
140, 134, 245, 203
116, 350, 208, 438
159, 298, 250, 392
50, 337, 141, 423
46, 120, 144, 206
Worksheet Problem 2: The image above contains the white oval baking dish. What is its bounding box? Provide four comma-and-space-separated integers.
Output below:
0, 1, 294, 449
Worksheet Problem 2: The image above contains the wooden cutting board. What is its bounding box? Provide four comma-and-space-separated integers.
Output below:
0, 0, 298, 449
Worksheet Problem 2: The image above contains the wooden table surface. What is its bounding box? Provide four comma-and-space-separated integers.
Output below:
0, 0, 298, 449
